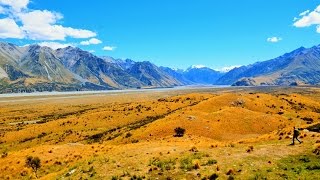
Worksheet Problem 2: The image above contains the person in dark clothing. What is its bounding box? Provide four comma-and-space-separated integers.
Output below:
292, 127, 302, 145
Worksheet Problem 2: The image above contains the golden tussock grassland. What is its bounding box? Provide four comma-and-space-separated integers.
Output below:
0, 86, 320, 179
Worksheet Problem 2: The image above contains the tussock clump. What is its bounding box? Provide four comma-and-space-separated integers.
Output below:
1, 151, 8, 158
246, 146, 254, 153
125, 132, 132, 138
210, 144, 218, 148
208, 173, 219, 180
231, 99, 245, 107
189, 146, 198, 152
313, 145, 320, 155
194, 162, 200, 169
226, 169, 235, 175
206, 159, 217, 165
149, 157, 176, 171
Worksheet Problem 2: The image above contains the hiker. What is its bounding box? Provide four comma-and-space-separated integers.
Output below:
292, 127, 302, 145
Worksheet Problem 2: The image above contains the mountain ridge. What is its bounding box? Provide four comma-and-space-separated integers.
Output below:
1, 41, 320, 93
216, 45, 320, 86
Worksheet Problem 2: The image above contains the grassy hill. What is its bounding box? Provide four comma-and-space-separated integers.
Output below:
0, 87, 320, 179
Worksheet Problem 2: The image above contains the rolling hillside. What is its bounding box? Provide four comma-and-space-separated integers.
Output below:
1, 87, 320, 179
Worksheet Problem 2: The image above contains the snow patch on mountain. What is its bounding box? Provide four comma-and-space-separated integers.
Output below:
215, 65, 242, 73
0, 66, 8, 79
191, 64, 206, 69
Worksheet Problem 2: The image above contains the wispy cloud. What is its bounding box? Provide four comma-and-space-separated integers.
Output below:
299, 10, 310, 17
80, 38, 102, 45
0, 6, 5, 14
293, 5, 320, 33
0, 0, 29, 12
102, 46, 116, 51
0, 0, 97, 40
37, 42, 74, 50
267, 37, 282, 43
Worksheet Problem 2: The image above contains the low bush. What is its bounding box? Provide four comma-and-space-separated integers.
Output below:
174, 127, 185, 137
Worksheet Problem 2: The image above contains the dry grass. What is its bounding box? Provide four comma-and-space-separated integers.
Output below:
0, 86, 320, 179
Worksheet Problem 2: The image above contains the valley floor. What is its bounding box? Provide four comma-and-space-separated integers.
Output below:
0, 86, 320, 179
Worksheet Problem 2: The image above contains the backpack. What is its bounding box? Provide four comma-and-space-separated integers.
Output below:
294, 129, 300, 137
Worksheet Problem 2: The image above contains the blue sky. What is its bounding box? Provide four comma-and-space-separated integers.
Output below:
0, 0, 320, 71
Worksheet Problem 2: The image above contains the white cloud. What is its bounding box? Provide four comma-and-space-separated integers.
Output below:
0, 0, 29, 12
0, 18, 25, 38
267, 37, 282, 43
0, 6, 5, 14
80, 38, 102, 45
299, 10, 310, 16
18, 10, 96, 40
214, 65, 241, 73
0, 2, 97, 40
88, 50, 95, 53
294, 5, 320, 33
103, 46, 116, 51
37, 42, 74, 50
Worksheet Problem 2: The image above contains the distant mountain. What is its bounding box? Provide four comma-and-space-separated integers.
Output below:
159, 67, 193, 85
160, 66, 225, 85
0, 43, 81, 93
101, 56, 135, 70
128, 61, 183, 87
0, 42, 187, 93
56, 47, 143, 89
216, 46, 320, 86
20, 45, 78, 84
184, 66, 225, 84
215, 66, 250, 85
0, 42, 28, 81
2, 41, 320, 93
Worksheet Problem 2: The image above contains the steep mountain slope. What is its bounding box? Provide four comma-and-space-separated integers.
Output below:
0, 42, 28, 81
19, 45, 78, 84
128, 61, 183, 87
101, 56, 135, 70
55, 47, 143, 89
159, 66, 193, 85
184, 66, 225, 84
0, 42, 189, 92
217, 46, 320, 86
215, 66, 250, 85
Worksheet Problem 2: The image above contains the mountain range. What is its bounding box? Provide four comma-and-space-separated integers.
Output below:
0, 42, 320, 93
216, 46, 320, 86
0, 42, 224, 93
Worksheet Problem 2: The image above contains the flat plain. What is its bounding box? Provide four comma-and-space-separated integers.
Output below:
0, 86, 320, 179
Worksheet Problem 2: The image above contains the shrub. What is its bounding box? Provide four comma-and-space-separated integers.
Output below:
111, 176, 120, 180
180, 157, 193, 171
208, 173, 219, 180
130, 175, 144, 180
149, 158, 176, 171
189, 146, 198, 152
1, 150, 8, 158
174, 127, 185, 137
231, 99, 245, 107
25, 156, 41, 177
207, 159, 218, 165
125, 132, 132, 138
